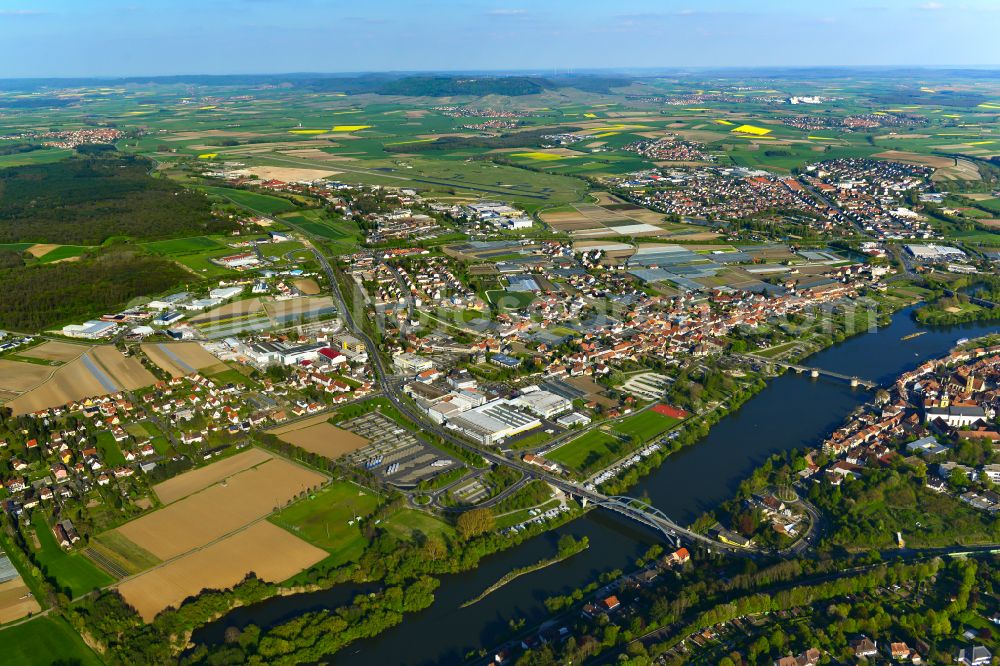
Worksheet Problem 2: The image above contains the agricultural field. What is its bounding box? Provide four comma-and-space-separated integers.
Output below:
117, 521, 326, 620
19, 340, 89, 362
0, 575, 41, 624
5, 345, 155, 415
112, 455, 326, 561
151, 447, 273, 505
273, 419, 370, 459
89, 450, 331, 619
140, 341, 227, 378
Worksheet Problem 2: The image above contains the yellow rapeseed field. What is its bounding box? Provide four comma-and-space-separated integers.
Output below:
731, 124, 772, 136
511, 152, 568, 161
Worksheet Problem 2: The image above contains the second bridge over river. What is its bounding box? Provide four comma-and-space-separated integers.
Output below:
735, 353, 879, 389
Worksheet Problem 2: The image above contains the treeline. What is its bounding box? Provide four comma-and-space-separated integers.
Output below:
914, 275, 1000, 325
0, 155, 237, 244
0, 249, 190, 331
181, 576, 439, 665
0, 141, 44, 156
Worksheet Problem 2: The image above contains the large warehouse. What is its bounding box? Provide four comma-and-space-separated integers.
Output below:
446, 399, 541, 445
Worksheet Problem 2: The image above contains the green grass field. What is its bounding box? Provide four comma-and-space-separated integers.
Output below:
381, 509, 455, 541
486, 289, 536, 309
95, 431, 126, 466
143, 235, 225, 255
199, 185, 298, 214
611, 409, 680, 441
546, 430, 624, 472
30, 512, 114, 597
0, 616, 103, 666
270, 481, 380, 566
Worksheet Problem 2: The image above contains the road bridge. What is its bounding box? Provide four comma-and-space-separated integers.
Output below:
737, 353, 878, 389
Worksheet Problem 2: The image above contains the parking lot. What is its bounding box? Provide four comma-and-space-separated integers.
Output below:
340, 411, 461, 487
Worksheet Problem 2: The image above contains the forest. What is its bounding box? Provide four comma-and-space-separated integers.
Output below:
0, 156, 236, 245
0, 248, 191, 331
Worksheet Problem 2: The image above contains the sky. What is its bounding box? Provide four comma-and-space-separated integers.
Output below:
1, 0, 999, 78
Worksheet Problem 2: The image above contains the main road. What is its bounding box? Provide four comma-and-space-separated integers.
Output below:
294, 236, 751, 554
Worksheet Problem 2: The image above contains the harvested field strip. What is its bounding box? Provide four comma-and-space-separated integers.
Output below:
89, 346, 156, 390
152, 448, 272, 505
155, 344, 195, 374
82, 547, 130, 579
90, 530, 161, 575
117, 521, 326, 621
80, 353, 117, 393
115, 457, 327, 560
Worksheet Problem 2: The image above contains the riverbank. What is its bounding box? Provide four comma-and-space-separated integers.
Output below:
190, 305, 1000, 666
460, 536, 589, 608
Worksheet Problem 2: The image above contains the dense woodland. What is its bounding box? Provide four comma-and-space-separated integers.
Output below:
0, 156, 235, 244
0, 249, 191, 331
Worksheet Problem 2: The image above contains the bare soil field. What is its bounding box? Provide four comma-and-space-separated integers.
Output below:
0, 576, 41, 624
114, 458, 326, 560
873, 150, 958, 169
960, 193, 997, 201
140, 342, 225, 378
188, 298, 263, 324
293, 278, 321, 295
19, 341, 90, 362
152, 448, 273, 505
977, 219, 1000, 228
275, 421, 369, 459
26, 243, 60, 258
89, 346, 156, 390
237, 166, 338, 181
0, 360, 53, 393
118, 521, 325, 621
874, 150, 981, 180
266, 412, 333, 435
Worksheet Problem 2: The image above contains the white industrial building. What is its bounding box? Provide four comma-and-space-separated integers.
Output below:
62, 320, 117, 339
511, 389, 572, 419
905, 244, 966, 261
446, 399, 541, 445
393, 352, 434, 374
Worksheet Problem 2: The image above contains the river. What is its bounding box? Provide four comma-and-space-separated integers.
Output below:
190, 306, 1000, 665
